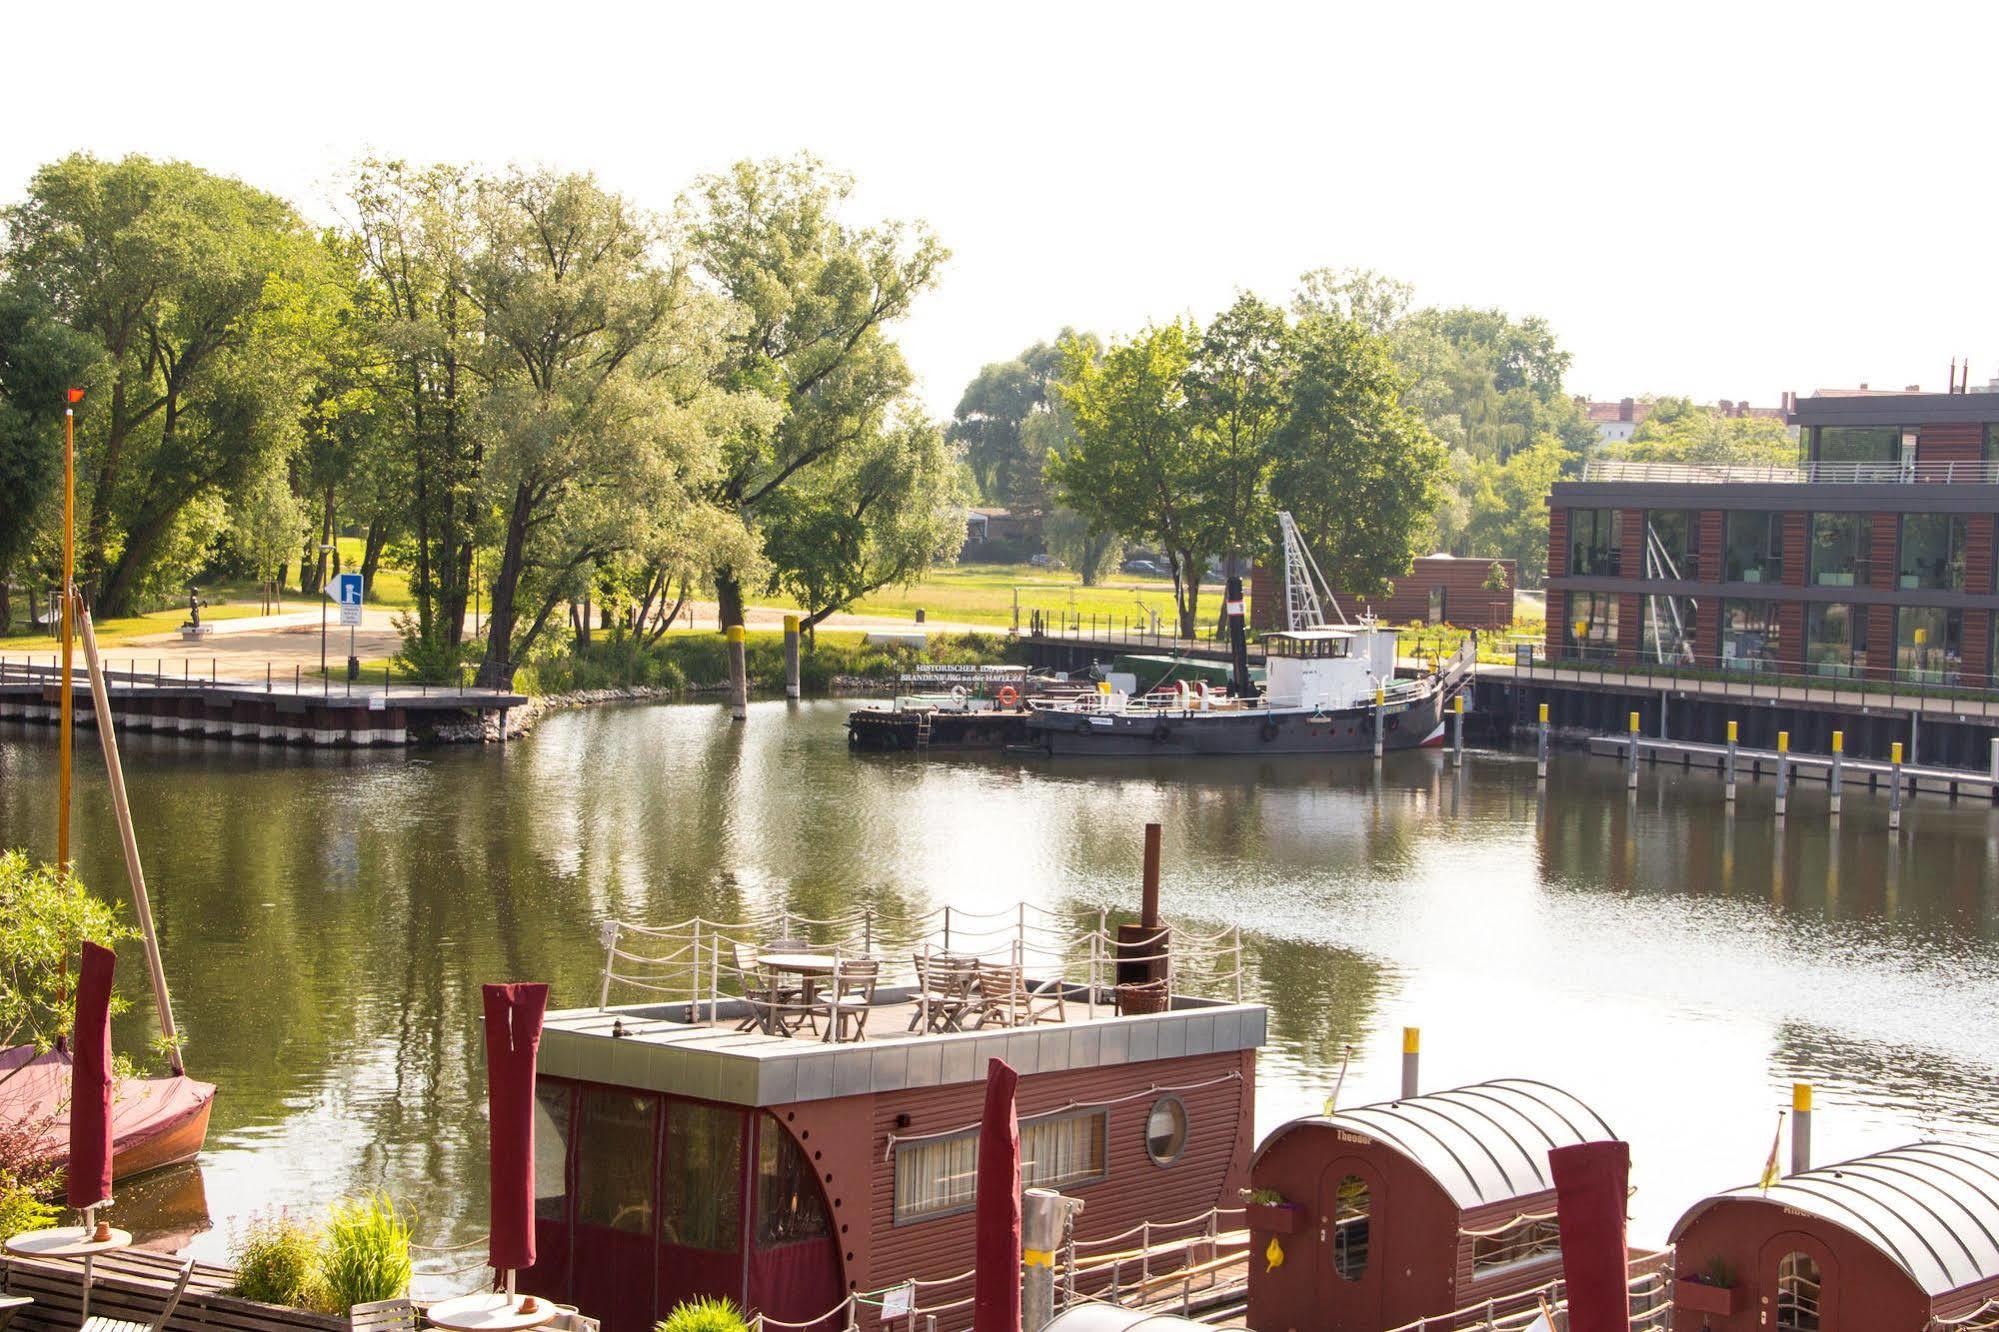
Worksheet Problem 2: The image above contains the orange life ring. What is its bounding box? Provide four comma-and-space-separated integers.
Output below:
997, 685, 1020, 708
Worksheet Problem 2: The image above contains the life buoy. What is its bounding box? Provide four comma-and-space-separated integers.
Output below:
997, 685, 1020, 708
1260, 717, 1281, 742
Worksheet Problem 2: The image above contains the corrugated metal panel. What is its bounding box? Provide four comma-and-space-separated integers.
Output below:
1254, 1079, 1616, 1210
1672, 1141, 1999, 1297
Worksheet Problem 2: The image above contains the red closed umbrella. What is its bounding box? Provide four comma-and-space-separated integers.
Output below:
1549, 1139, 1630, 1332
67, 942, 115, 1211
973, 1058, 1021, 1332
483, 982, 549, 1281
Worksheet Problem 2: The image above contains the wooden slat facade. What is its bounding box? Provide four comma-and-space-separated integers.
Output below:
1919, 421, 1987, 463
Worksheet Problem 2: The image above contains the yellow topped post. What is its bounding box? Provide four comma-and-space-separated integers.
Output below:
1727, 720, 1738, 743
725, 623, 748, 721
1538, 702, 1549, 724
1629, 711, 1640, 732
1830, 730, 1845, 816
781, 614, 802, 701
1454, 694, 1464, 714
1891, 741, 1903, 765
1400, 1027, 1420, 1099
1777, 731, 1789, 754
1791, 1082, 1814, 1174
1832, 730, 1844, 753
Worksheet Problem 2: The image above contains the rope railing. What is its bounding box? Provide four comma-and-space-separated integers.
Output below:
1377, 1255, 1674, 1332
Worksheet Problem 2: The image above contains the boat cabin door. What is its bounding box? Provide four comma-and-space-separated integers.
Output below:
1758, 1231, 1837, 1330
1314, 1157, 1384, 1332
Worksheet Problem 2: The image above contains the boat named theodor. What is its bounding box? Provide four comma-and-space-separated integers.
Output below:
1024, 622, 1472, 756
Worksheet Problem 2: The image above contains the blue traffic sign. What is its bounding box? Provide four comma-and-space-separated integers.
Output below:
332, 572, 364, 606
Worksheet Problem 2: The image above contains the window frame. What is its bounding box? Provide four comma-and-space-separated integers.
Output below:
1469, 1215, 1562, 1278
1897, 513, 1968, 591
1567, 508, 1623, 577
1144, 1096, 1189, 1168
892, 1107, 1111, 1225
1723, 511, 1784, 584
1807, 512, 1872, 588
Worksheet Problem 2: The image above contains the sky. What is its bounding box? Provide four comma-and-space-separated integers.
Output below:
8, 0, 1998, 418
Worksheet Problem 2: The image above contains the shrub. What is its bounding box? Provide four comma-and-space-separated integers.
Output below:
0, 1114, 60, 1238
320, 1194, 412, 1312
657, 1296, 750, 1332
391, 612, 477, 685
229, 1210, 327, 1311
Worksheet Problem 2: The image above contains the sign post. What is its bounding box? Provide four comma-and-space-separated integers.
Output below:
333, 572, 364, 683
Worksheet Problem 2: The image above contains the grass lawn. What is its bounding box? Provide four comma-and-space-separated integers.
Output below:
830, 563, 1225, 630
0, 602, 274, 655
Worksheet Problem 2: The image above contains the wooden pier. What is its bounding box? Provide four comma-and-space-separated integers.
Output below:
0, 659, 525, 748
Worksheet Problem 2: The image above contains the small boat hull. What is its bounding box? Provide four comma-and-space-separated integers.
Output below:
1024, 690, 1451, 757
0, 1045, 216, 1179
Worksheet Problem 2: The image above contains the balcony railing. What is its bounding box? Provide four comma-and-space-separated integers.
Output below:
1580, 458, 1999, 485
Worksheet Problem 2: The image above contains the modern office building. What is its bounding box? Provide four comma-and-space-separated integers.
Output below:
1545, 388, 1999, 688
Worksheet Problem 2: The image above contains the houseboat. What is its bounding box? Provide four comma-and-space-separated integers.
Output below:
520, 908, 1264, 1332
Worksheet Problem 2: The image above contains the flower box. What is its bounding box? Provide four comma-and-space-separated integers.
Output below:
1674, 1279, 1742, 1316
1244, 1202, 1302, 1234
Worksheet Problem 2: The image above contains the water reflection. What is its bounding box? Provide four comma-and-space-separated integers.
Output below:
3, 704, 1998, 1257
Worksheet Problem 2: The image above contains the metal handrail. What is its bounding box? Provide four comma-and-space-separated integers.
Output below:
1517, 651, 1999, 716
1582, 457, 1999, 485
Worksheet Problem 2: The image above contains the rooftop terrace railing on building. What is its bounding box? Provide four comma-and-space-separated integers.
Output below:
1580, 458, 1999, 485
1520, 652, 1999, 717
594, 903, 1247, 1034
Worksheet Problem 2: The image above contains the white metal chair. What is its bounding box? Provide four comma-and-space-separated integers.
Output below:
80, 1257, 192, 1332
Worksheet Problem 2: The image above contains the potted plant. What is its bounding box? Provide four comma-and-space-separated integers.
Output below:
1239, 1188, 1302, 1234
658, 1296, 750, 1332
1674, 1256, 1742, 1316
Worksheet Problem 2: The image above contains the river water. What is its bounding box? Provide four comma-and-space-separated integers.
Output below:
3, 700, 1997, 1279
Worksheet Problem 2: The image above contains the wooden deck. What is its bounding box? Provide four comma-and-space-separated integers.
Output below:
2, 1247, 344, 1332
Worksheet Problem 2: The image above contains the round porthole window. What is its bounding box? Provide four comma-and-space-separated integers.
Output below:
1146, 1096, 1188, 1165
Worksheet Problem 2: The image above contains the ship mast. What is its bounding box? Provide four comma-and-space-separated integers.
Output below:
1277, 511, 1348, 629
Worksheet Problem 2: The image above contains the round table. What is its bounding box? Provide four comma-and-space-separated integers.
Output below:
5, 1226, 133, 1321
424, 1292, 557, 1332
756, 952, 837, 975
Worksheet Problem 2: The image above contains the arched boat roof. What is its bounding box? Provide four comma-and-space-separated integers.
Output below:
1253, 1078, 1617, 1210
1669, 1141, 1999, 1297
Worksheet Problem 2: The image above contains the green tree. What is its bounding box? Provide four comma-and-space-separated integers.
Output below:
1185, 294, 1292, 567
3, 154, 334, 615
468, 169, 747, 688
0, 281, 101, 630
1461, 437, 1568, 583
1270, 314, 1447, 598
0, 851, 134, 1052
686, 155, 947, 629
948, 333, 1090, 508
1048, 322, 1211, 635
1606, 398, 1799, 467
229, 461, 308, 609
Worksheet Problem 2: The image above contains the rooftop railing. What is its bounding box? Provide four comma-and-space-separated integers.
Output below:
1580, 457, 1999, 485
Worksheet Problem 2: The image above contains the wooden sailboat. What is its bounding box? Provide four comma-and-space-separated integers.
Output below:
0, 388, 214, 1178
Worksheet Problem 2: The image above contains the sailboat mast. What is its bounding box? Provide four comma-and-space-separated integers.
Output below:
77, 605, 183, 1075
58, 399, 75, 877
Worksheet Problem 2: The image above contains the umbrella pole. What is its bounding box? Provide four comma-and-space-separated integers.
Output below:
58, 404, 75, 878
77, 606, 183, 1074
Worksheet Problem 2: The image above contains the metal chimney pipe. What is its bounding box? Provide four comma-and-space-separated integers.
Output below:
1791, 1083, 1813, 1174
1401, 1027, 1420, 1099
1140, 823, 1162, 928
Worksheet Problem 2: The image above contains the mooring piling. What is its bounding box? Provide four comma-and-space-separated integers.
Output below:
1830, 729, 1844, 816
1626, 711, 1640, 790
1536, 701, 1549, 780
1401, 1026, 1421, 1099
1890, 741, 1905, 830
1724, 719, 1739, 803
782, 614, 801, 700
726, 624, 748, 722
1451, 693, 1465, 768
1791, 1083, 1813, 1175
1775, 731, 1790, 816
1373, 685, 1385, 761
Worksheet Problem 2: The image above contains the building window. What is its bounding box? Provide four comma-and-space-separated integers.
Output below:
1899, 514, 1968, 590
1641, 510, 1697, 580
576, 1090, 658, 1236
663, 1101, 744, 1252
1563, 592, 1618, 661
1814, 425, 1900, 466
1808, 513, 1872, 587
1332, 1176, 1370, 1282
1640, 595, 1697, 665
1721, 599, 1781, 672
1723, 512, 1783, 584
1805, 604, 1867, 679
1427, 586, 1446, 625
1471, 1216, 1561, 1275
894, 1109, 1109, 1222
1896, 607, 1961, 684
534, 1083, 572, 1223
1776, 1250, 1822, 1332
756, 1115, 830, 1249
1145, 1097, 1188, 1166
1567, 509, 1622, 576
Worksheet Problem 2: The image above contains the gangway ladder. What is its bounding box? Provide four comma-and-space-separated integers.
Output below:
914, 709, 933, 748
1278, 510, 1349, 629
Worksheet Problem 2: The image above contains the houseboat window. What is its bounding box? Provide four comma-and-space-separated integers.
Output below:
1145, 1098, 1188, 1166
1562, 592, 1617, 662
1723, 511, 1783, 584
756, 1116, 831, 1248
1896, 607, 1962, 685
662, 1101, 744, 1252
1643, 510, 1697, 579
1899, 513, 1967, 590
1568, 509, 1621, 577
534, 1083, 573, 1221
1332, 1176, 1369, 1281
1720, 600, 1780, 674
1640, 595, 1697, 666
1809, 513, 1872, 587
1776, 1250, 1821, 1331
1806, 604, 1867, 679
1814, 425, 1899, 466
576, 1091, 657, 1236
894, 1110, 1109, 1223
1470, 1216, 1560, 1274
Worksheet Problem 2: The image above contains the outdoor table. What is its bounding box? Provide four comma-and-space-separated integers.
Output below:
5, 1225, 133, 1323
424, 1292, 557, 1332
757, 954, 873, 1036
